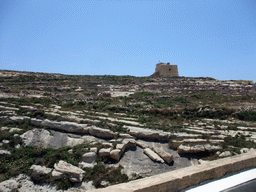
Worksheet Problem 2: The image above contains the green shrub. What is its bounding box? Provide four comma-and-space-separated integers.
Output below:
237, 111, 256, 121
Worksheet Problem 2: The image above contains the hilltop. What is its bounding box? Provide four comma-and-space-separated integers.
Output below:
0, 70, 255, 191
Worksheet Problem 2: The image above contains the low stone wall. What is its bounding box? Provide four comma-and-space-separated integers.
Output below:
91, 150, 256, 192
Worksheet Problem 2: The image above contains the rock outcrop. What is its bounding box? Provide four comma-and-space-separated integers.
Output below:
34, 118, 89, 133
20, 128, 84, 149
126, 126, 170, 141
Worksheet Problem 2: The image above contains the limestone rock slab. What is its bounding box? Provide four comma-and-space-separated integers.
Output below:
80, 152, 97, 163
54, 160, 85, 182
89, 126, 115, 139
143, 148, 165, 163
153, 147, 173, 163
126, 126, 170, 141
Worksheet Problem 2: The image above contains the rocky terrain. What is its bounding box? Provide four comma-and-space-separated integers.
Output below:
0, 70, 256, 191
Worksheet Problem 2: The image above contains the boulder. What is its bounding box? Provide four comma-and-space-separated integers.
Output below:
30, 165, 52, 181
54, 160, 85, 182
52, 169, 64, 180
0, 150, 11, 156
122, 139, 136, 148
143, 148, 165, 163
89, 126, 115, 139
98, 148, 112, 157
0, 179, 18, 192
219, 151, 232, 157
78, 162, 95, 170
110, 149, 122, 161
80, 152, 97, 163
152, 147, 173, 163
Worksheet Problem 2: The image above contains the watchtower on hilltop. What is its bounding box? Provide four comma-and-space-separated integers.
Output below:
152, 62, 179, 77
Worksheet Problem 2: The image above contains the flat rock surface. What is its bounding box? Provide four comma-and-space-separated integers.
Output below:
118, 144, 191, 178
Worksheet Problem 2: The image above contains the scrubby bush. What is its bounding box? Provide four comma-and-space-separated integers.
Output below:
237, 111, 256, 121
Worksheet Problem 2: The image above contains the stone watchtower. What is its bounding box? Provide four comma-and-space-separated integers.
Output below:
152, 62, 179, 77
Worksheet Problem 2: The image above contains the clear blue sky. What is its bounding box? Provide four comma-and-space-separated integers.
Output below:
0, 0, 255, 82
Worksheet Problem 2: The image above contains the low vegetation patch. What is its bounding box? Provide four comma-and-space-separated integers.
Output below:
237, 111, 256, 121
222, 134, 256, 149
84, 164, 128, 188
